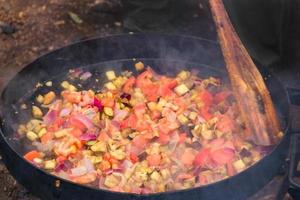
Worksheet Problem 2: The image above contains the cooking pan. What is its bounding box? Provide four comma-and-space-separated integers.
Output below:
0, 33, 292, 200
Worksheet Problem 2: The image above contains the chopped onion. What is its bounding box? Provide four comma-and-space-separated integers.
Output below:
71, 166, 87, 177
33, 141, 54, 152
82, 158, 95, 172
73, 114, 94, 129
80, 72, 92, 81
79, 133, 97, 141
93, 97, 103, 112
114, 109, 129, 121
120, 93, 131, 100
43, 110, 57, 125
60, 108, 71, 117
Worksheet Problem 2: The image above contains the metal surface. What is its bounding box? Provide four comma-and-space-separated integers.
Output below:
0, 33, 292, 200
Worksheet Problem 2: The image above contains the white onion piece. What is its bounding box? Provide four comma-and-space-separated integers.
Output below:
71, 166, 87, 177
59, 108, 71, 117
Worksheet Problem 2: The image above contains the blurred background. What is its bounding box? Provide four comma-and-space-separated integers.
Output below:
0, 0, 299, 199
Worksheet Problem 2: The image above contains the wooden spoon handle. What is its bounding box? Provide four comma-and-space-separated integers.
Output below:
209, 0, 281, 145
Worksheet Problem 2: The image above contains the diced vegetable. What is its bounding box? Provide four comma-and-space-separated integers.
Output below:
26, 131, 38, 141
91, 141, 107, 152
135, 62, 145, 71
233, 159, 246, 172
43, 91, 56, 105
24, 150, 40, 162
18, 65, 271, 194
44, 159, 56, 170
174, 84, 189, 96
106, 71, 116, 80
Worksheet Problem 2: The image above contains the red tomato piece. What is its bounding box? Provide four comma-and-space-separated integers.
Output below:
157, 133, 170, 145
194, 148, 211, 167
178, 133, 187, 143
200, 106, 213, 121
132, 135, 148, 149
24, 150, 40, 162
70, 128, 83, 137
181, 149, 196, 166
211, 148, 235, 165
199, 90, 213, 107
123, 77, 136, 93
130, 152, 139, 163
147, 154, 161, 166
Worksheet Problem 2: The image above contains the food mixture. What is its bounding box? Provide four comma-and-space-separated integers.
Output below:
18, 62, 269, 194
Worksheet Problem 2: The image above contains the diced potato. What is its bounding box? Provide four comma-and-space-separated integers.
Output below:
110, 149, 126, 160
113, 77, 127, 88
43, 91, 56, 105
61, 81, 70, 89
105, 82, 117, 90
189, 112, 198, 121
111, 131, 122, 140
45, 81, 52, 87
33, 158, 43, 164
135, 62, 145, 71
177, 70, 190, 81
104, 107, 114, 117
121, 128, 131, 138
18, 124, 27, 135
91, 141, 107, 152
68, 84, 77, 92
174, 84, 189, 96
36, 95, 44, 103
32, 106, 43, 118
215, 130, 224, 138
38, 128, 47, 138
242, 157, 252, 165
26, 131, 38, 141
147, 102, 157, 111
44, 159, 56, 170
178, 114, 189, 125
54, 129, 70, 138
106, 71, 116, 80
201, 130, 214, 140
160, 169, 171, 179
150, 171, 162, 182
233, 159, 246, 172
104, 175, 119, 188
85, 140, 97, 146
90, 156, 103, 164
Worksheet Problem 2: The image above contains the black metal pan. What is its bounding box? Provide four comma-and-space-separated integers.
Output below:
0, 33, 292, 200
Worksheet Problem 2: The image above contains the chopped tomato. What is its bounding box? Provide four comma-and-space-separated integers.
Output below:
151, 110, 161, 120
135, 120, 151, 132
24, 150, 40, 162
194, 148, 210, 167
130, 152, 139, 163
101, 97, 115, 108
226, 162, 236, 176
211, 148, 235, 165
98, 132, 110, 141
199, 90, 213, 107
181, 148, 196, 166
147, 154, 161, 166
61, 91, 81, 103
70, 128, 83, 137
178, 133, 187, 143
41, 132, 54, 144
133, 103, 147, 117
214, 91, 232, 104
157, 133, 170, 145
121, 114, 137, 129
69, 117, 86, 131
200, 107, 213, 121
141, 83, 159, 102
132, 135, 148, 149
158, 77, 177, 98
123, 77, 136, 93
158, 118, 179, 135
177, 173, 194, 180
56, 155, 67, 163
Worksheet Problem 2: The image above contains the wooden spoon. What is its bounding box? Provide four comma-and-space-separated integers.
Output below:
208, 0, 281, 146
